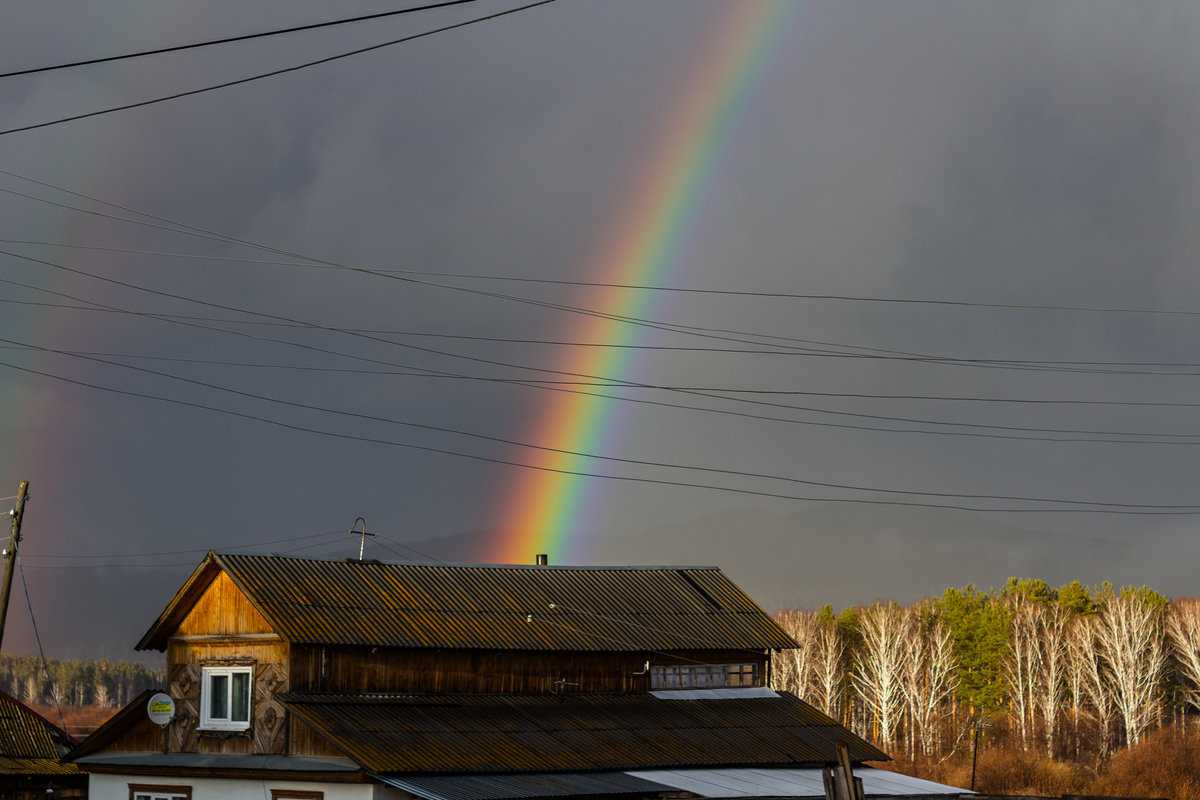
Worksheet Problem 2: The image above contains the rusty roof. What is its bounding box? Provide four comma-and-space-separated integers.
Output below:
137, 552, 798, 652
0, 690, 81, 778
279, 691, 888, 774
0, 691, 74, 761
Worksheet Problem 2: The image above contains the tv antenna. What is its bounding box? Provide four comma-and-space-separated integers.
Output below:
348, 517, 376, 561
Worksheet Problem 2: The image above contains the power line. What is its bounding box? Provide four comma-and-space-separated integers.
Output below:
8, 238, 1200, 317
0, 1, 555, 137
7, 264, 1200, 446
8, 182, 1200, 387
7, 183, 1196, 376
19, 530, 340, 561
8, 289, 1200, 372
2, 356, 1199, 515
0, 1, 480, 80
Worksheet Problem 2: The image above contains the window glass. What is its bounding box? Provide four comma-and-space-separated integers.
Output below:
231, 672, 250, 722
650, 663, 757, 690
210, 674, 229, 720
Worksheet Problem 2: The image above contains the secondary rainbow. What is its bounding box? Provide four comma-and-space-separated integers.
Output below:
489, 1, 801, 564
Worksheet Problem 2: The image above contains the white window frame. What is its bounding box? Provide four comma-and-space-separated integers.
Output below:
130, 784, 191, 800
200, 664, 253, 731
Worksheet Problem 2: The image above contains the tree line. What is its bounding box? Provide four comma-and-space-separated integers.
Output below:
770, 578, 1200, 766
0, 654, 164, 708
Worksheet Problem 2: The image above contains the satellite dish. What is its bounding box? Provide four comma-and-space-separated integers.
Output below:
147, 692, 175, 726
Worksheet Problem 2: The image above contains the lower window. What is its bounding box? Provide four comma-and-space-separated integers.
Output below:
129, 784, 191, 800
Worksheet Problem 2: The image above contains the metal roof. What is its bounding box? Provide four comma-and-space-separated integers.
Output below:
626, 767, 966, 797
0, 690, 74, 761
382, 768, 967, 800
280, 691, 888, 775
380, 771, 671, 800
138, 552, 798, 652
0, 691, 82, 778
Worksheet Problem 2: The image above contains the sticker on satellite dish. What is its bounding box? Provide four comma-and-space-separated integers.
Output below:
147, 692, 175, 726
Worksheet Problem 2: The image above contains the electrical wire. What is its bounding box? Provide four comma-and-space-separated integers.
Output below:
13, 332, 1200, 508
19, 530, 341, 561
8, 183, 1199, 376
1, 357, 1199, 516
8, 251, 1200, 444
16, 557, 67, 732
8, 237, 1200, 317
0, 1, 556, 137
0, 0, 480, 80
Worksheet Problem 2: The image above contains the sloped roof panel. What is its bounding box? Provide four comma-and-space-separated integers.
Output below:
279, 691, 888, 775
0, 690, 74, 760
139, 553, 798, 652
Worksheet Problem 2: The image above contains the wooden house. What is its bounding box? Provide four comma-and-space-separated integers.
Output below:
67, 552, 959, 799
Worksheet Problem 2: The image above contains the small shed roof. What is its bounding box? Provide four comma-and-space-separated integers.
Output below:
137, 552, 798, 652
279, 690, 888, 774
0, 690, 81, 778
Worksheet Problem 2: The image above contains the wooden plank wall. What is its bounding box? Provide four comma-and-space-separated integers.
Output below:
289, 646, 767, 694
164, 568, 291, 756
166, 640, 291, 756
176, 571, 275, 636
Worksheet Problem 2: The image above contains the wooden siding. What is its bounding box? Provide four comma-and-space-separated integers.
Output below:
86, 711, 164, 755
289, 645, 767, 694
166, 637, 290, 756
288, 714, 347, 760
176, 571, 274, 637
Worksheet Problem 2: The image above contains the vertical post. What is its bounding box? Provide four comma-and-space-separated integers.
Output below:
970, 719, 983, 791
0, 481, 29, 652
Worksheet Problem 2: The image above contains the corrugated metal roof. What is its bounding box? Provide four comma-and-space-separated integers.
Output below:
279, 691, 888, 775
0, 691, 74, 760
380, 771, 672, 800
626, 767, 967, 797
0, 691, 82, 779
383, 767, 968, 800
138, 552, 798, 652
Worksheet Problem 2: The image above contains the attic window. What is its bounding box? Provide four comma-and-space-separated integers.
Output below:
200, 665, 252, 731
650, 663, 757, 690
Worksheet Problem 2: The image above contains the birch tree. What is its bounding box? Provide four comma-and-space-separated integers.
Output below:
853, 602, 909, 750
1093, 591, 1167, 747
1167, 598, 1200, 716
1036, 605, 1069, 757
772, 609, 818, 702
811, 621, 846, 719
1003, 597, 1042, 750
901, 605, 957, 757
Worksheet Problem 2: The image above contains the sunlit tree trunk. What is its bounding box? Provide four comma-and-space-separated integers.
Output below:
1003, 598, 1042, 750
1167, 598, 1200, 716
853, 602, 909, 752
772, 609, 819, 702
1094, 592, 1166, 747
1070, 615, 1113, 761
812, 623, 845, 719
1037, 605, 1068, 758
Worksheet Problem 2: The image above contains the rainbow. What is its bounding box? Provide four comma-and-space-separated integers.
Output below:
488, 1, 802, 564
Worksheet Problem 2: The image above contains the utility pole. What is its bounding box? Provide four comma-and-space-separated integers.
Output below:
0, 480, 29, 652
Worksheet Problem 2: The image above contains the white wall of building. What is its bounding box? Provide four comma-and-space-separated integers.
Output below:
89, 772, 413, 800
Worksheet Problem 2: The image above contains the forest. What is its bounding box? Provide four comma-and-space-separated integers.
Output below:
0, 654, 163, 709
771, 578, 1200, 796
